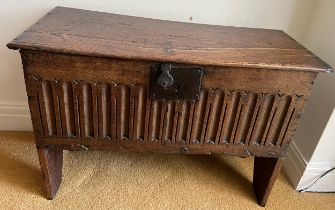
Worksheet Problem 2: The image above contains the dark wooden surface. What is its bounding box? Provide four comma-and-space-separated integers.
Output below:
37, 147, 63, 199
21, 50, 316, 158
253, 157, 284, 207
8, 7, 333, 72
7, 6, 333, 206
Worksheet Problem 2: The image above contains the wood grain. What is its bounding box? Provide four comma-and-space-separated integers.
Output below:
21, 50, 315, 158
37, 147, 63, 199
7, 7, 333, 72
253, 157, 284, 207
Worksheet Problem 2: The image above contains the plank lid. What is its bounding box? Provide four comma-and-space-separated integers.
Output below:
7, 6, 333, 73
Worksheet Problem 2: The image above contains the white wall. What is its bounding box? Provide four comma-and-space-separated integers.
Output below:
295, 0, 335, 163
296, 0, 335, 191
287, 0, 317, 42
283, 0, 335, 191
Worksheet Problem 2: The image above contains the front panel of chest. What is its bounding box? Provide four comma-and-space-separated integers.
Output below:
21, 50, 317, 157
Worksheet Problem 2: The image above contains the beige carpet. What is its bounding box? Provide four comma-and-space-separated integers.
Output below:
0, 132, 334, 209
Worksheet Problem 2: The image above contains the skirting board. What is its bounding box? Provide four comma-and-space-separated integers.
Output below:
284, 141, 335, 192
0, 103, 32, 131
283, 141, 307, 189
297, 162, 335, 192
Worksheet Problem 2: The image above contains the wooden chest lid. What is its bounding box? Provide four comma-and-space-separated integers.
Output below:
7, 6, 333, 73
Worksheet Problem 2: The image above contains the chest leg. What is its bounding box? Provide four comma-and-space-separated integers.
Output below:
253, 157, 284, 207
37, 147, 63, 199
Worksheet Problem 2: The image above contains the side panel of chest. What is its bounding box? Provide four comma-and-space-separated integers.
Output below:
21, 50, 317, 157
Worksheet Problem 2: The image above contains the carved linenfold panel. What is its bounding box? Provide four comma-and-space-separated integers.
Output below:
29, 77, 304, 150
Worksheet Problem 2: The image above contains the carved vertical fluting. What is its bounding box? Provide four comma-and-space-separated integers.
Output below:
200, 91, 213, 144
31, 78, 304, 149
279, 95, 304, 147
91, 82, 99, 139
215, 91, 228, 145
158, 100, 167, 142
110, 83, 119, 141
177, 101, 191, 143
235, 93, 257, 145
28, 77, 45, 138
172, 101, 181, 143
99, 83, 111, 139
220, 91, 240, 144
231, 92, 245, 145
261, 95, 277, 146
72, 80, 83, 138
144, 94, 153, 142
50, 79, 64, 138
149, 100, 162, 141
265, 95, 292, 146
190, 90, 208, 144
34, 92, 45, 138
163, 101, 175, 143
186, 101, 196, 144
128, 85, 136, 141
42, 81, 57, 137
62, 81, 75, 138
245, 93, 262, 146
57, 81, 68, 138
120, 85, 130, 140
205, 90, 224, 144
135, 86, 146, 141
36, 81, 48, 138
257, 94, 276, 145
249, 94, 274, 146
83, 83, 94, 139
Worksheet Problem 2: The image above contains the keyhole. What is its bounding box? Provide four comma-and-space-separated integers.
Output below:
157, 64, 174, 88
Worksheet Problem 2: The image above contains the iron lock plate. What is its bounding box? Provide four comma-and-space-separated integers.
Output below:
150, 63, 203, 101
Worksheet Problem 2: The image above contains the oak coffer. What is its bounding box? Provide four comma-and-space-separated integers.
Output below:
7, 7, 333, 207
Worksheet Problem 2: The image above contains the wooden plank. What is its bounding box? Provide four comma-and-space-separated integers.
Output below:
253, 157, 284, 207
37, 147, 63, 200
7, 7, 332, 72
